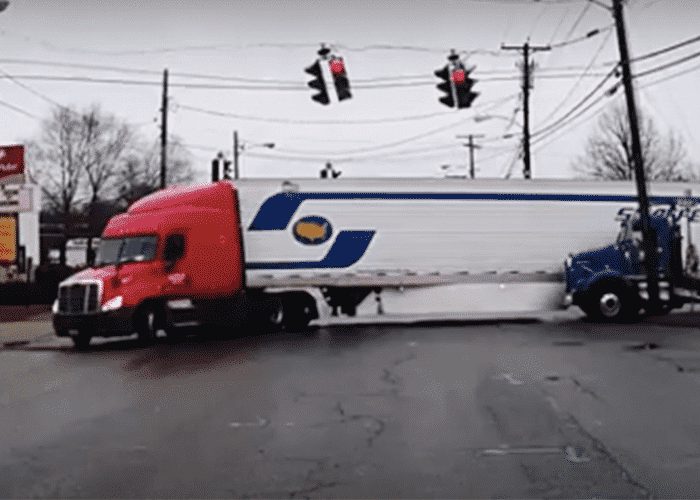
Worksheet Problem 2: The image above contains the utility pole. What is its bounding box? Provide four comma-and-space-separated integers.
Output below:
611, 0, 659, 311
456, 134, 485, 179
233, 130, 239, 180
501, 41, 550, 179
160, 68, 168, 190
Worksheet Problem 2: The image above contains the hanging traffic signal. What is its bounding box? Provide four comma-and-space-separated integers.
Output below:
434, 65, 455, 108
305, 60, 330, 105
222, 159, 233, 180
211, 157, 220, 183
434, 51, 478, 109
329, 57, 352, 102
454, 67, 478, 109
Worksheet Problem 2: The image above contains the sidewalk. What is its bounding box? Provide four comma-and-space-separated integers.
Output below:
0, 305, 54, 347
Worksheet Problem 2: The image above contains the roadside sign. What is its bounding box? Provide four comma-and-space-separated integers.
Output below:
0, 214, 18, 263
0, 145, 25, 185
0, 185, 33, 213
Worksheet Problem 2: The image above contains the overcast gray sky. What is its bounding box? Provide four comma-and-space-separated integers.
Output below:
0, 0, 698, 182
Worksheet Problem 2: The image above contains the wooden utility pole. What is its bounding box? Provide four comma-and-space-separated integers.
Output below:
611, 0, 659, 310
501, 41, 550, 179
456, 134, 484, 179
233, 130, 240, 180
160, 68, 169, 190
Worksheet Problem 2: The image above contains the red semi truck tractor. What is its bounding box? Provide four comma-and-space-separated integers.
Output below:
53, 178, 700, 348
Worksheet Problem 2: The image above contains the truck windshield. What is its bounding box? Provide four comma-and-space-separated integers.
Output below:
95, 236, 158, 266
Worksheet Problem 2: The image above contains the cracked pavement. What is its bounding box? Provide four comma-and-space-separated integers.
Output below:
3, 313, 700, 497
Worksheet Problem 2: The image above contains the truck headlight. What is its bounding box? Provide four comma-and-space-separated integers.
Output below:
52, 299, 59, 314
102, 295, 123, 312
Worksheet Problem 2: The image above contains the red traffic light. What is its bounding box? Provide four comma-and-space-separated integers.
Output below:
330, 58, 346, 75
451, 69, 466, 84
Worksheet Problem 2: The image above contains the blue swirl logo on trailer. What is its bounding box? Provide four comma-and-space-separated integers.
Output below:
292, 216, 333, 245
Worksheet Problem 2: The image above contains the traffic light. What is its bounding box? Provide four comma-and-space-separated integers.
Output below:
434, 65, 455, 108
305, 60, 330, 105
453, 67, 478, 109
434, 58, 478, 109
329, 57, 352, 102
222, 159, 232, 180
211, 157, 220, 182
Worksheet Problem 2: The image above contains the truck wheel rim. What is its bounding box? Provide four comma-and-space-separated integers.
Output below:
270, 305, 283, 325
599, 293, 621, 318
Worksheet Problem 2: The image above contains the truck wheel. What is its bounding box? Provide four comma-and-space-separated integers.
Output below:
283, 314, 312, 332
281, 293, 318, 332
71, 331, 92, 350
267, 298, 285, 331
136, 306, 161, 345
585, 283, 639, 323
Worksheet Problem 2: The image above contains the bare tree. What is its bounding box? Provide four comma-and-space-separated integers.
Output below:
80, 107, 133, 203
573, 104, 691, 181
116, 136, 194, 207
26, 108, 84, 216
27, 105, 136, 213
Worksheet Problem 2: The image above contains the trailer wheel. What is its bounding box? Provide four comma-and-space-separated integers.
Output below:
71, 330, 92, 350
268, 299, 285, 330
281, 292, 318, 332
584, 282, 639, 323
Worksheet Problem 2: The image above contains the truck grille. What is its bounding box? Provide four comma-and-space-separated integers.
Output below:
58, 282, 101, 315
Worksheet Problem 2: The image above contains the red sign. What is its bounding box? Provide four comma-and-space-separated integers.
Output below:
0, 145, 25, 185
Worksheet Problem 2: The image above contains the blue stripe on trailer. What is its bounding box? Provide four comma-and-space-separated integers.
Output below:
248, 192, 696, 231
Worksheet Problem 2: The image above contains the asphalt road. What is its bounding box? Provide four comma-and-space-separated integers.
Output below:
2, 314, 700, 498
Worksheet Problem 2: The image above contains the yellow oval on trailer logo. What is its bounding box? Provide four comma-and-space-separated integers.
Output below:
292, 216, 333, 245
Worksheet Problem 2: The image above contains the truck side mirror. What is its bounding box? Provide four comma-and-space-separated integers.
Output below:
163, 234, 185, 270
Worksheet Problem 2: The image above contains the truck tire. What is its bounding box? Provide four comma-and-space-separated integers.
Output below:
267, 297, 285, 331
583, 282, 639, 323
71, 330, 92, 350
281, 292, 318, 332
136, 305, 162, 345
247, 294, 284, 332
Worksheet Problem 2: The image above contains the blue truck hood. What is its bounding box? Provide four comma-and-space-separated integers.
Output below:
567, 244, 626, 293
572, 244, 622, 268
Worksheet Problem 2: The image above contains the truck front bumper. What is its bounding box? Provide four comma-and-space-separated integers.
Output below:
53, 307, 135, 338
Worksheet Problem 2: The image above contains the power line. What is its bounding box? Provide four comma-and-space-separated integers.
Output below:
178, 93, 518, 126
270, 117, 475, 158
634, 49, 700, 79
549, 25, 613, 49
0, 66, 66, 108
561, 1, 592, 42
530, 66, 619, 138
180, 104, 453, 125
0, 98, 39, 119
0, 57, 616, 83
631, 34, 700, 64
536, 28, 614, 127
638, 60, 700, 89
531, 93, 613, 148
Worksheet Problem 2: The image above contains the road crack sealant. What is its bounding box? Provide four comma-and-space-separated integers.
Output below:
332, 401, 387, 448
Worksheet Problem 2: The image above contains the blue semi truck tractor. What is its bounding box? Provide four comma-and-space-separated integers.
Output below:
565, 203, 700, 322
